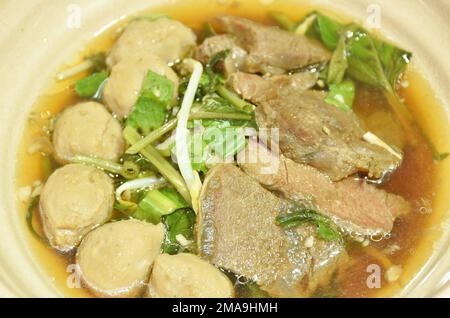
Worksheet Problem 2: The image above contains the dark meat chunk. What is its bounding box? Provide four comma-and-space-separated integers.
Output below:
195, 34, 248, 76
199, 164, 347, 297
238, 140, 410, 235
215, 16, 330, 74
229, 72, 402, 181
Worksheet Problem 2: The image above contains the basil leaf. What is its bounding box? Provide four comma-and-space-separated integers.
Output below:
325, 80, 355, 112
162, 208, 196, 255
75, 71, 108, 98
126, 70, 174, 135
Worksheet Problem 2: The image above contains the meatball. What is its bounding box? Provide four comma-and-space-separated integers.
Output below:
147, 253, 234, 298
107, 18, 197, 67
39, 164, 114, 251
52, 102, 124, 164
103, 54, 179, 119
76, 219, 165, 298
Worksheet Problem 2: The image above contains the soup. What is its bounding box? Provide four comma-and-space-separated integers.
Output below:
16, 0, 450, 298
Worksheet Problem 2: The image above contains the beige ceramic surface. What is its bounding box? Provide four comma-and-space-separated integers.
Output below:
0, 0, 449, 297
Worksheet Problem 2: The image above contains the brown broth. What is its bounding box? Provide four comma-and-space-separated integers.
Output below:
15, 0, 450, 298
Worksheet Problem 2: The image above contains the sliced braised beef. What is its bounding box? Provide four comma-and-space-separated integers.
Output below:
214, 16, 330, 74
194, 34, 248, 76
238, 140, 410, 235
229, 72, 402, 181
198, 164, 347, 297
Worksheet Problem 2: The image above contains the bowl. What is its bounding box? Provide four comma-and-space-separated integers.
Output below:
0, 0, 448, 297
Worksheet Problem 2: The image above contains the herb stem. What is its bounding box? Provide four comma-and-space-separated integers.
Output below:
123, 126, 191, 203
126, 119, 178, 155
217, 86, 255, 114
71, 155, 123, 174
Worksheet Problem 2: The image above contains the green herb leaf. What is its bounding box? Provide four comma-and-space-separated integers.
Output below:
317, 222, 340, 241
126, 70, 174, 135
305, 12, 343, 50
276, 206, 341, 242
327, 31, 348, 85
325, 80, 355, 112
162, 208, 196, 255
187, 121, 247, 173
75, 71, 108, 98
304, 14, 411, 92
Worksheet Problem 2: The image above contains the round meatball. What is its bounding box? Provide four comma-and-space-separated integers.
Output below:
147, 253, 234, 298
52, 102, 124, 164
76, 219, 164, 298
107, 18, 197, 67
103, 54, 179, 119
39, 164, 114, 251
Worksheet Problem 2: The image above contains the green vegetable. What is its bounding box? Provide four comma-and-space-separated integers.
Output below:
304, 12, 342, 50
126, 70, 174, 135
276, 206, 341, 241
75, 71, 108, 98
26, 195, 48, 244
126, 109, 252, 156
203, 22, 217, 38
187, 121, 247, 173
269, 11, 295, 31
327, 31, 348, 85
123, 126, 191, 203
71, 155, 140, 179
134, 187, 188, 224
302, 13, 418, 142
162, 208, 196, 254
126, 118, 178, 155
216, 86, 255, 114
294, 13, 317, 35
325, 80, 355, 112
